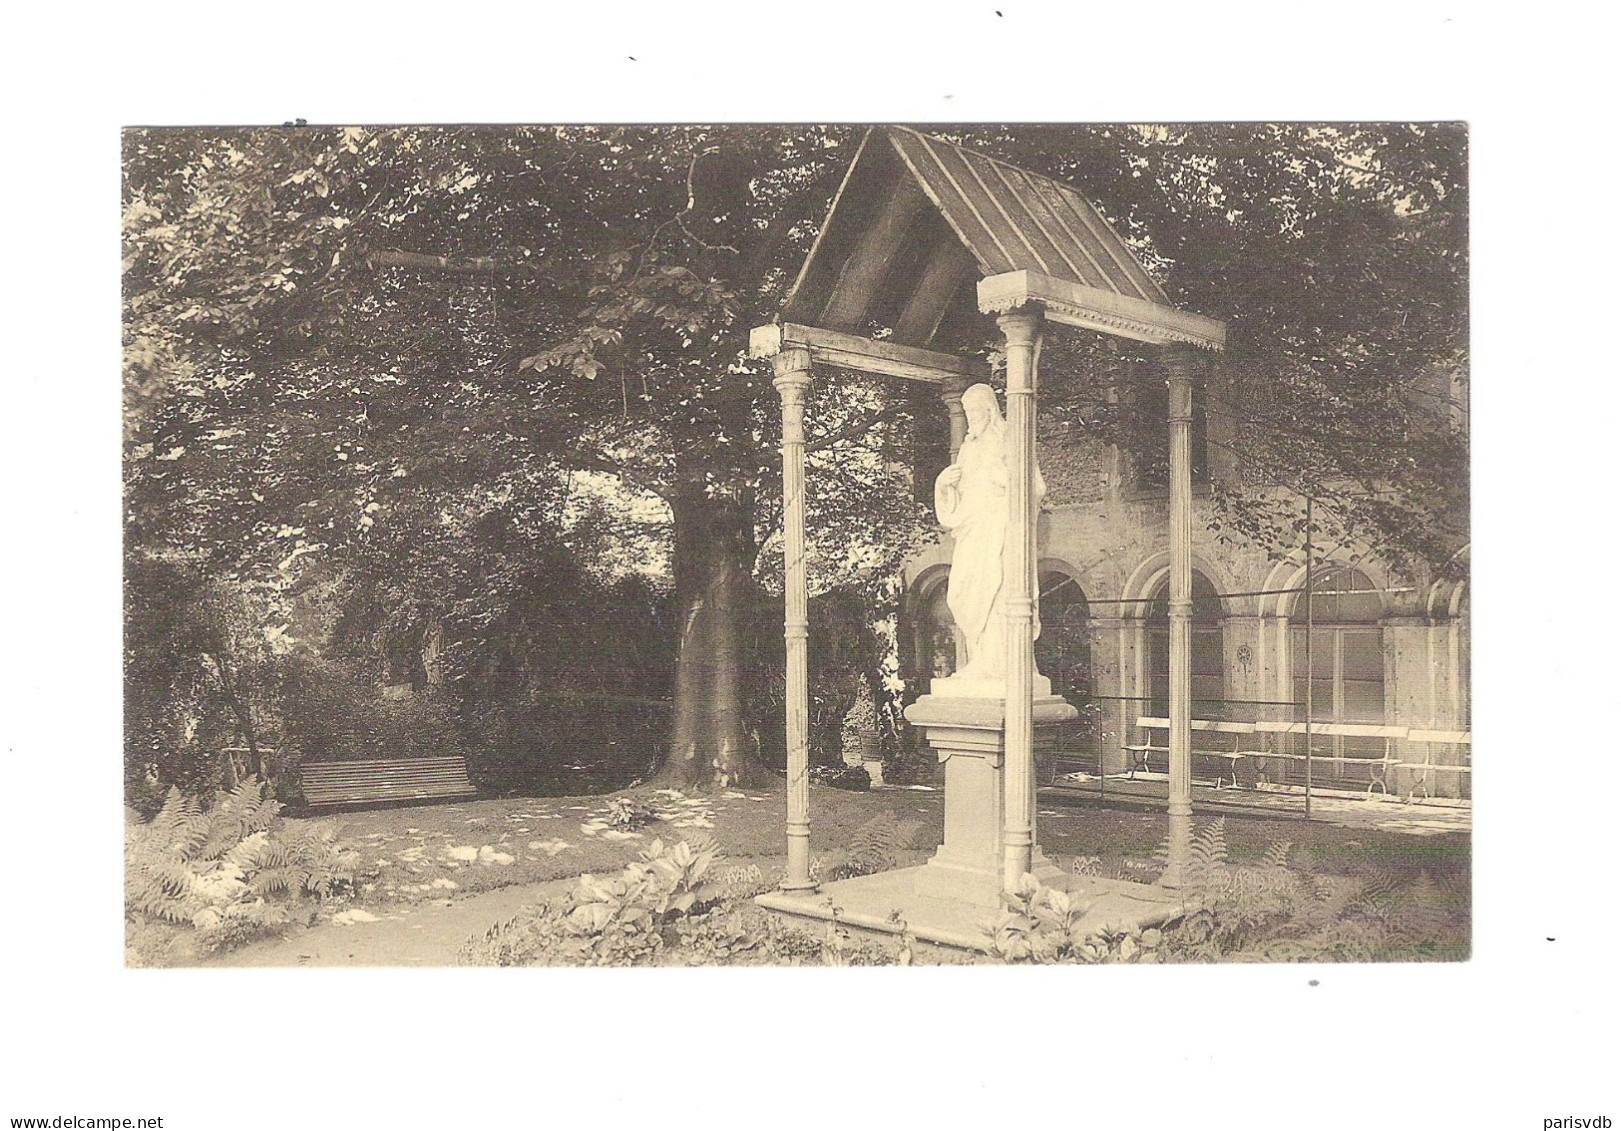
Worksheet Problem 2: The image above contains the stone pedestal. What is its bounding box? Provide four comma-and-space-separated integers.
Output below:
903, 693, 1077, 907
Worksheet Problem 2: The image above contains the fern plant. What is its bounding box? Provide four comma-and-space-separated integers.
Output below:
825, 812, 924, 880
125, 778, 356, 956
1149, 819, 1469, 963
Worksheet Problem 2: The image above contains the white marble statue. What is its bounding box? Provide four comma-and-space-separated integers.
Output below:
932, 383, 1045, 692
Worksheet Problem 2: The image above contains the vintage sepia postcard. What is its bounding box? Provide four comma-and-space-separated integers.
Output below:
122, 122, 1470, 970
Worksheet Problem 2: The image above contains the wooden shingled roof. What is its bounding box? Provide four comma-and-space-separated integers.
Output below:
780, 126, 1170, 351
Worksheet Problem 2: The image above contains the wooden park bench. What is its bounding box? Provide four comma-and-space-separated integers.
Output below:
297, 756, 477, 809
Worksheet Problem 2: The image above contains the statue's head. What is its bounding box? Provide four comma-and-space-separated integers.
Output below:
962, 383, 1001, 437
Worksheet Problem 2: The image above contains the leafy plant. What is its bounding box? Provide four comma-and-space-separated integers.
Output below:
125, 778, 356, 960
459, 837, 725, 967
1150, 820, 1470, 963
672, 909, 766, 963
983, 873, 1099, 963
823, 812, 923, 881
604, 794, 658, 830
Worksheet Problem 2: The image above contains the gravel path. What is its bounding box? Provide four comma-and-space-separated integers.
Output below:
206, 877, 574, 967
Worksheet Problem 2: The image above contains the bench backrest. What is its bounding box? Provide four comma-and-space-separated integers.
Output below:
1140, 718, 1470, 743
299, 756, 477, 806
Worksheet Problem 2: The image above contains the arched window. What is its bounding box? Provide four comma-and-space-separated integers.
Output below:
911, 572, 958, 683
1038, 569, 1098, 762
1290, 566, 1386, 787
1147, 572, 1224, 720
1037, 570, 1092, 702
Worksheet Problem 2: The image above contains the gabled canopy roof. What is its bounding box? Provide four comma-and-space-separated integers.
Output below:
775, 127, 1222, 358
885, 127, 1167, 305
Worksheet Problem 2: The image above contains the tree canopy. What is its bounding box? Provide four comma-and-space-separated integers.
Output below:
123, 122, 1467, 793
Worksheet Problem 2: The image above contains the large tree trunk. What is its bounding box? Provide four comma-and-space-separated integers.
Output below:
653, 478, 762, 790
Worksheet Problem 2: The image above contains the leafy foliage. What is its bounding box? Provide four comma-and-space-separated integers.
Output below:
458, 837, 724, 967
124, 553, 285, 811
125, 778, 356, 960
603, 794, 659, 830
984, 815, 1465, 965
277, 655, 467, 766
984, 874, 1100, 964
989, 123, 1467, 574
822, 812, 924, 880
1157, 820, 1469, 962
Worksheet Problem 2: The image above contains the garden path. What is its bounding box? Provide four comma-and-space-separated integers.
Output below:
199, 782, 1468, 967
209, 874, 578, 966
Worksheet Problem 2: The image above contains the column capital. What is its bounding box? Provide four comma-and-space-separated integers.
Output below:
1163, 346, 1196, 425
996, 305, 1044, 346
938, 374, 970, 401
771, 347, 812, 388
1159, 341, 1205, 379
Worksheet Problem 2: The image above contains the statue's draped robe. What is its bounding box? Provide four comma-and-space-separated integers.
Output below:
935, 424, 1044, 681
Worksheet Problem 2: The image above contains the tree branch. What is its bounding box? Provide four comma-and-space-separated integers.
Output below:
805, 404, 904, 454
366, 249, 546, 274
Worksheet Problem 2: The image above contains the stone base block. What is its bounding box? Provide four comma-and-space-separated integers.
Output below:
901, 692, 1077, 904
755, 866, 1183, 953
930, 673, 1053, 699
914, 846, 1066, 908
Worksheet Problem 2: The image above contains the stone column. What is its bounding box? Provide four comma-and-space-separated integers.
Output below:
1090, 615, 1132, 776
1161, 345, 1200, 887
1383, 614, 1433, 797
774, 349, 816, 891
939, 375, 970, 459
998, 307, 1042, 892
1223, 614, 1264, 714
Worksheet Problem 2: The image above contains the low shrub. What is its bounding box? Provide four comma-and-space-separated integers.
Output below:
604, 794, 658, 830
278, 655, 468, 768
125, 778, 357, 964
460, 837, 725, 967
815, 764, 871, 792
983, 819, 1469, 964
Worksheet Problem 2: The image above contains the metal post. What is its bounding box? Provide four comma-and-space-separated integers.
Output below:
774, 348, 816, 891
998, 308, 1042, 893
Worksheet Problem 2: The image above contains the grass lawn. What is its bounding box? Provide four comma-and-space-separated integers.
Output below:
167, 779, 1468, 966
298, 780, 950, 907
294, 777, 1469, 916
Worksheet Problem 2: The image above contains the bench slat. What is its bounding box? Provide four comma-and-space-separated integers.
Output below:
304, 768, 470, 774
298, 756, 476, 807
303, 758, 468, 771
